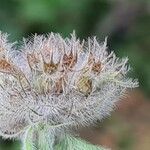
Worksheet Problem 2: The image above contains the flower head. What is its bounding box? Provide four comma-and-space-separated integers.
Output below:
0, 31, 138, 138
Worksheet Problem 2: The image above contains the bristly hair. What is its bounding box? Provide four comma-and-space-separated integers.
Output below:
0, 31, 138, 139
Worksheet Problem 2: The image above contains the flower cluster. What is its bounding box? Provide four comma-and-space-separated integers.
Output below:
0, 31, 138, 139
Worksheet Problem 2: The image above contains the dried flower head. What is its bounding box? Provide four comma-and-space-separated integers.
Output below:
0, 31, 138, 139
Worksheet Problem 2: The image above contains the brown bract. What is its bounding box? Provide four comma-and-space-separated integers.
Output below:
62, 51, 77, 71
0, 59, 21, 76
44, 62, 59, 74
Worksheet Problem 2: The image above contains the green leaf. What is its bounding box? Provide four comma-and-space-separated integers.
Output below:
55, 135, 109, 150
23, 126, 54, 150
23, 128, 38, 150
23, 126, 109, 150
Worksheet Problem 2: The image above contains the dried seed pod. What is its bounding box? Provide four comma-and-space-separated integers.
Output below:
0, 31, 138, 139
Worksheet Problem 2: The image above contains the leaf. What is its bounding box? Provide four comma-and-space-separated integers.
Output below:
55, 135, 109, 150
23, 126, 55, 150
23, 127, 109, 150
23, 128, 38, 150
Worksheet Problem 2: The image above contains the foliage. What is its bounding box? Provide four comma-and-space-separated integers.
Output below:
24, 127, 108, 150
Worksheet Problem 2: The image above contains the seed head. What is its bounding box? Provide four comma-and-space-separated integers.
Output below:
0, 31, 138, 138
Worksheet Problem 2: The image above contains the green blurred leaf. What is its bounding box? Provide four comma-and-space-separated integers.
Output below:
55, 135, 108, 150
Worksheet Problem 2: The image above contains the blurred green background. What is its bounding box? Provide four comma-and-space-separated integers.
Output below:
0, 0, 149, 150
